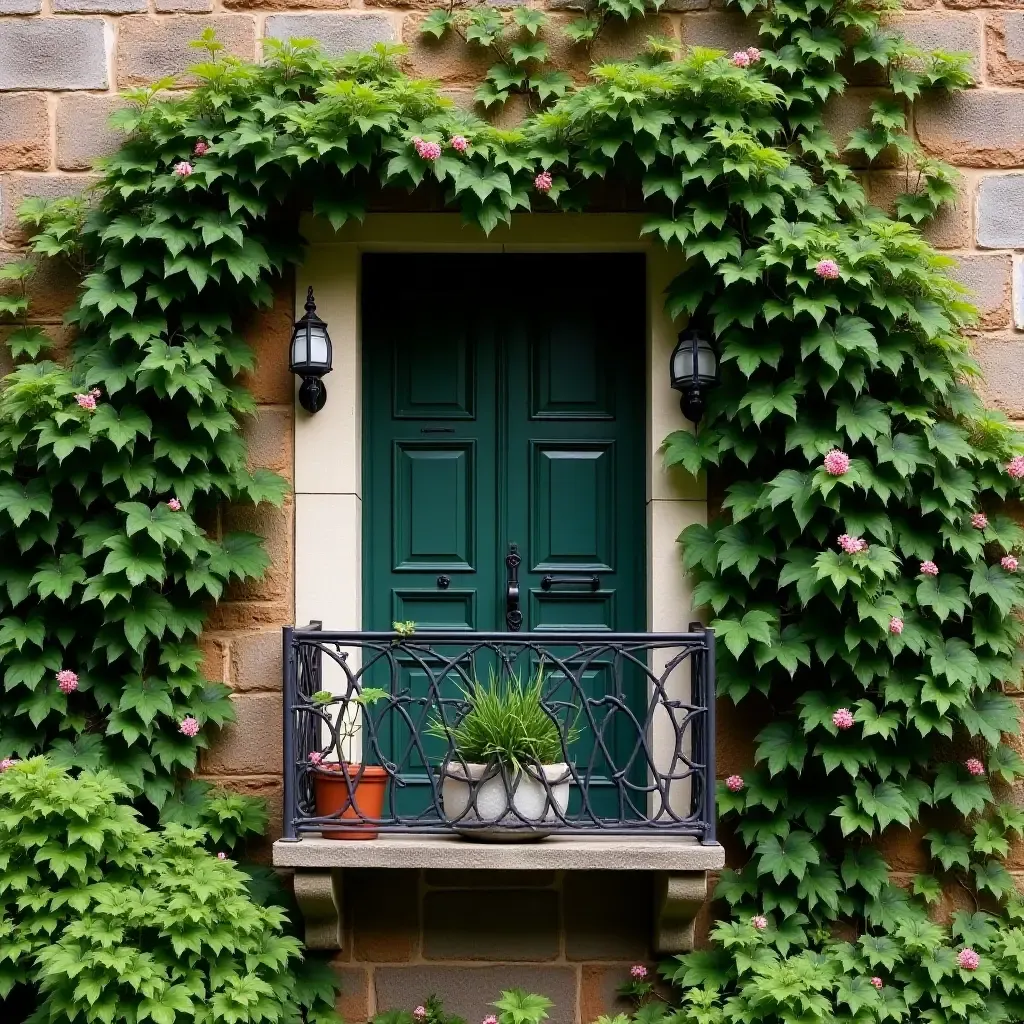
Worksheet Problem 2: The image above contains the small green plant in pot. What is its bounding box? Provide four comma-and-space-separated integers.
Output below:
428, 666, 577, 841
310, 685, 389, 840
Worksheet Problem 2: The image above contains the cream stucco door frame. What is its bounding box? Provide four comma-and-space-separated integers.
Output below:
292, 212, 707, 637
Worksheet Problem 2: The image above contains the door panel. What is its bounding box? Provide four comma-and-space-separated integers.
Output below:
362, 253, 646, 820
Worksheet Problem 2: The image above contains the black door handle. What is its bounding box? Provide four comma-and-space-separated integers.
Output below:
505, 544, 523, 631
541, 574, 600, 591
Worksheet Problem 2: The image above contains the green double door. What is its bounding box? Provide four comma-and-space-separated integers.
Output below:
362, 253, 647, 818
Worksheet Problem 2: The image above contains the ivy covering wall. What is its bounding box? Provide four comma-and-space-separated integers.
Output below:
0, 0, 1021, 1019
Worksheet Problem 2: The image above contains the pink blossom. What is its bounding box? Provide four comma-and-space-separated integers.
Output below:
167, 498, 182, 511
965, 758, 985, 776
751, 915, 768, 931
731, 50, 751, 67
179, 716, 200, 738
746, 46, 762, 61
0, 759, 17, 772
75, 394, 97, 411
823, 449, 850, 476
309, 752, 324, 765
1003, 555, 1019, 572
815, 259, 840, 280
725, 774, 744, 792
957, 948, 980, 971
217, 851, 227, 859
56, 669, 78, 694
971, 512, 989, 530
535, 171, 553, 192
481, 1017, 497, 1024
838, 534, 868, 554
869, 977, 883, 990
193, 140, 210, 157
413, 1008, 427, 1021
414, 139, 442, 160
1007, 455, 1024, 480
89, 387, 102, 398
889, 617, 904, 635
173, 161, 193, 177
630, 965, 648, 979
832, 708, 855, 730
920, 560, 939, 576
450, 135, 469, 153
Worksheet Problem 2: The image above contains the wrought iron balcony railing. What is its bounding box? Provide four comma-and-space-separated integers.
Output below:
281, 627, 716, 843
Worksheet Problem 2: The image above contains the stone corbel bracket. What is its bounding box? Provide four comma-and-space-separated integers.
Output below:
653, 871, 708, 953
292, 869, 344, 950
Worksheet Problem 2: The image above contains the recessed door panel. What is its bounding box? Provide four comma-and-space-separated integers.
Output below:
528, 590, 615, 631
391, 589, 476, 630
393, 442, 474, 570
393, 323, 475, 419
530, 441, 615, 571
529, 317, 614, 419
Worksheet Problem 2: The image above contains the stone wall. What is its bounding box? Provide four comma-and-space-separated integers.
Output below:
2, 1, 1024, 1019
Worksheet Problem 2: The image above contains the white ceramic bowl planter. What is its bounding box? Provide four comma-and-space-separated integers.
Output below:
440, 760, 572, 841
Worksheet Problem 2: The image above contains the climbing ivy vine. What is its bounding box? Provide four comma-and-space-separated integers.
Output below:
0, 0, 1018, 1019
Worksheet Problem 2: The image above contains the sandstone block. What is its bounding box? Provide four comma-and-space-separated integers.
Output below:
53, 0, 145, 11
580, 965, 646, 1024
206, 601, 293, 631
265, 14, 396, 56
885, 12, 982, 80
240, 277, 295, 405
333, 967, 370, 1023
375, 966, 577, 1024
422, 889, 560, 960
223, 498, 293, 603
156, 0, 213, 9
0, 19, 108, 91
948, 252, 1011, 327
977, 173, 1024, 247
229, 629, 283, 692
350, 868, 420, 961
989, 13, 1024, 85
198, 775, 283, 856
117, 15, 256, 87
823, 88, 904, 169
564, 871, 652, 960
233, 0, 347, 9
973, 334, 1024, 417
57, 95, 127, 172
1, 173, 101, 245
680, 10, 758, 53
867, 170, 971, 249
0, 251, 80, 322
593, 14, 677, 60
0, 94, 49, 172
202, 693, 283, 775
242, 407, 292, 476
917, 92, 1024, 168
1016, 257, 1024, 329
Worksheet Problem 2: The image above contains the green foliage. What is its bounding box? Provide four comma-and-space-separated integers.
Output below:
0, 759, 340, 1024
427, 668, 575, 769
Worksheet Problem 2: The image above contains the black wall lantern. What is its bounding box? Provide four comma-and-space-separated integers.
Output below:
670, 328, 719, 423
290, 286, 333, 413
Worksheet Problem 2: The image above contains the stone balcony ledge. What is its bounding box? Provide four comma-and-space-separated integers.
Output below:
273, 834, 725, 871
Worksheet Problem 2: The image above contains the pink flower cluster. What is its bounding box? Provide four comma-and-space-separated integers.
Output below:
815, 259, 840, 279
971, 512, 989, 530
179, 716, 200, 738
731, 46, 762, 66
1003, 555, 1019, 572
412, 137, 442, 160
535, 171, 553, 192
0, 758, 17, 772
450, 135, 469, 153
194, 140, 210, 157
869, 977, 883, 990
838, 534, 868, 554
889, 617, 904, 635
1007, 455, 1024, 480
833, 707, 855, 730
309, 751, 324, 765
751, 915, 768, 931
173, 161, 193, 177
823, 449, 850, 476
217, 851, 227, 860
56, 669, 78, 694
965, 758, 985, 776
413, 1008, 427, 1021
482, 1016, 497, 1024
920, 560, 939, 576
957, 948, 980, 971
725, 774, 744, 792
167, 498, 182, 511
630, 965, 648, 979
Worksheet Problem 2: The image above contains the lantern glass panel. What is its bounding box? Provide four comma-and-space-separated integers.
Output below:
695, 339, 717, 382
671, 343, 692, 384
306, 324, 329, 367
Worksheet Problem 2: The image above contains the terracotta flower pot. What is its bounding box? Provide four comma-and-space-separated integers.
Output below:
312, 763, 389, 840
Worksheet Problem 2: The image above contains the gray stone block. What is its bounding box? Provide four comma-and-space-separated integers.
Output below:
53, 0, 145, 11
0, 19, 107, 91
155, 0, 213, 11
564, 871, 652, 960
886, 12, 981, 80
57, 94, 126, 171
1015, 258, 1024, 330
0, 0, 41, 14
375, 967, 577, 1024
977, 174, 1024, 249
265, 13, 396, 56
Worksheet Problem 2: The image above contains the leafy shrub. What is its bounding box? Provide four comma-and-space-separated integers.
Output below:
0, 759, 340, 1024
